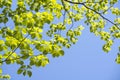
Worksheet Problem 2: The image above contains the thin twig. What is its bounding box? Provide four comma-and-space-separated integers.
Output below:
101, 5, 114, 14
0, 46, 36, 63
61, 0, 74, 30
0, 56, 24, 63
4, 34, 29, 62
62, 11, 66, 26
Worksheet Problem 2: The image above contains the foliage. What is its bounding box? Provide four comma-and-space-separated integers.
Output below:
0, 0, 120, 79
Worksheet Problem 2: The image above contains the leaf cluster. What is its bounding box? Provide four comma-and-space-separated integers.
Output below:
0, 0, 120, 78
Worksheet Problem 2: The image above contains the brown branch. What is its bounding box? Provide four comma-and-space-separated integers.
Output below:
82, 4, 120, 30
2, 26, 35, 63
64, 0, 101, 4
64, 0, 120, 30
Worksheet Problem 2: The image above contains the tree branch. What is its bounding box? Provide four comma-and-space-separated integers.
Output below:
82, 4, 120, 30
64, 0, 102, 4
64, 0, 120, 30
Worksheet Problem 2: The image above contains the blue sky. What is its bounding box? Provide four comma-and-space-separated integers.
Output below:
2, 0, 120, 80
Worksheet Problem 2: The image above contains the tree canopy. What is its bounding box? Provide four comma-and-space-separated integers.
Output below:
0, 0, 120, 79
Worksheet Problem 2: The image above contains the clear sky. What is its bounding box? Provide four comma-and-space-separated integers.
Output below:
2, 0, 120, 80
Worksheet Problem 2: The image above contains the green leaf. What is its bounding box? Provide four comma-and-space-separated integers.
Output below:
27, 65, 32, 69
23, 70, 26, 76
65, 44, 71, 48
0, 68, 2, 74
35, 60, 41, 67
0, 40, 4, 45
20, 65, 26, 69
0, 45, 3, 51
59, 50, 64, 56
116, 54, 120, 64
27, 71, 32, 77
6, 60, 11, 64
119, 46, 120, 51
17, 69, 23, 74
30, 60, 35, 66
16, 60, 24, 65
